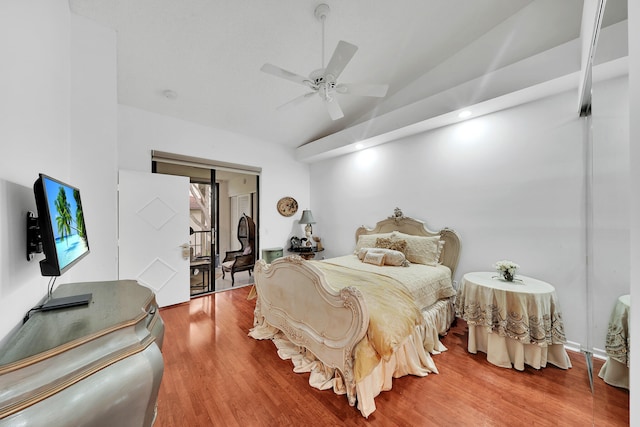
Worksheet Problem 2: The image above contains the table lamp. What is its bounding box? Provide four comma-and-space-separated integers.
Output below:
298, 210, 316, 246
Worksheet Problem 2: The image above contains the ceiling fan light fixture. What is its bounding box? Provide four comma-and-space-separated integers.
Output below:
260, 3, 388, 120
318, 83, 335, 102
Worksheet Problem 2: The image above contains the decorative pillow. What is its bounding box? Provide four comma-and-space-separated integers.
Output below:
375, 237, 407, 254
391, 231, 442, 266
357, 247, 409, 267
242, 247, 252, 255
354, 233, 394, 252
363, 251, 385, 266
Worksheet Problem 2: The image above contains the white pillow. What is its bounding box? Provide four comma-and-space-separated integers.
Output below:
391, 232, 442, 266
357, 247, 409, 267
363, 251, 385, 266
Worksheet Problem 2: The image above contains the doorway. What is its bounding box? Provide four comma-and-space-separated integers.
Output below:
152, 154, 260, 296
188, 180, 216, 295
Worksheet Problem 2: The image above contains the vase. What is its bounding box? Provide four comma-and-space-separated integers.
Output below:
502, 271, 515, 282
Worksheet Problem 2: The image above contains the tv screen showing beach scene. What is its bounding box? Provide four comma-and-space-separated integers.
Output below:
41, 175, 90, 271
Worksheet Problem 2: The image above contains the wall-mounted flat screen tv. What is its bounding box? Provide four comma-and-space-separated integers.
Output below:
33, 174, 90, 276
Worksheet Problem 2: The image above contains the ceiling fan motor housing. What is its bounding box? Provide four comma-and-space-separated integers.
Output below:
310, 69, 336, 85
309, 69, 337, 100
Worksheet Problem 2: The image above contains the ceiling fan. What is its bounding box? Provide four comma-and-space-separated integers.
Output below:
261, 4, 389, 120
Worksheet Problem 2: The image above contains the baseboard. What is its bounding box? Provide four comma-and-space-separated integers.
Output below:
564, 341, 607, 360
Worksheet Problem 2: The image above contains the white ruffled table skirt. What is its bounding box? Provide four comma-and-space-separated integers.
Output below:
467, 324, 572, 370
598, 358, 629, 389
598, 294, 629, 389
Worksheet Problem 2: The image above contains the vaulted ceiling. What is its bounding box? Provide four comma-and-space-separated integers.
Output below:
68, 0, 628, 156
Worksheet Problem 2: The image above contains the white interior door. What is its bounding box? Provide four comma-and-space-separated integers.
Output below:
118, 170, 190, 307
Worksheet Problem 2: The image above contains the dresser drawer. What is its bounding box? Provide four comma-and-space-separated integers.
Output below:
262, 247, 284, 264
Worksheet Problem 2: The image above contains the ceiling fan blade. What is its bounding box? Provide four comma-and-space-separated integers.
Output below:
261, 63, 309, 86
325, 98, 344, 120
336, 83, 389, 97
276, 92, 316, 110
324, 41, 358, 80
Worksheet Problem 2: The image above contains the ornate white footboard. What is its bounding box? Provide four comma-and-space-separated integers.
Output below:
251, 256, 368, 406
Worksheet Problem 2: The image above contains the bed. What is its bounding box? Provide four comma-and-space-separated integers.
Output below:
249, 208, 461, 417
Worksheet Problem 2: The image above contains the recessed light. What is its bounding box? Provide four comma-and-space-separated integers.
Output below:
458, 110, 472, 119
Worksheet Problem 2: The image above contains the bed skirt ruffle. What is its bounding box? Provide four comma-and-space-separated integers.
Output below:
248, 297, 455, 417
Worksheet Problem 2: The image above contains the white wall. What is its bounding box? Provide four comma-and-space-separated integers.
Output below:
227, 174, 257, 197
69, 14, 118, 282
0, 1, 70, 185
0, 1, 71, 342
310, 81, 629, 350
117, 105, 311, 254
0, 2, 119, 341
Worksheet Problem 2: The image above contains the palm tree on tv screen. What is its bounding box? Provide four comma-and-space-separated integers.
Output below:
55, 186, 73, 245
73, 189, 86, 242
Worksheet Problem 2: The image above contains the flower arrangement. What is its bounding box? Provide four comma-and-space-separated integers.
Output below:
494, 260, 519, 282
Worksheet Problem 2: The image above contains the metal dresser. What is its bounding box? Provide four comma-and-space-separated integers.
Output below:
0, 280, 164, 426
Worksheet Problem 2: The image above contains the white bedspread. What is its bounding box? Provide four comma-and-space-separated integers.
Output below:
315, 255, 455, 309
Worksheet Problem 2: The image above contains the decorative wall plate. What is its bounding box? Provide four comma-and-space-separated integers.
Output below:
277, 197, 298, 217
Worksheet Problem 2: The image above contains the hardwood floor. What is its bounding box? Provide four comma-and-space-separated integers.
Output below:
155, 287, 629, 427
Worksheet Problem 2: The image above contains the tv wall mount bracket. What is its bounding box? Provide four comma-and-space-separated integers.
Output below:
26, 211, 43, 261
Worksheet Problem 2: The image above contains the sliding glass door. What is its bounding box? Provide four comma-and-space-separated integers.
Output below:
152, 151, 260, 295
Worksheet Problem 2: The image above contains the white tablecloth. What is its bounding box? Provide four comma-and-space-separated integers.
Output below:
455, 272, 572, 370
598, 294, 630, 389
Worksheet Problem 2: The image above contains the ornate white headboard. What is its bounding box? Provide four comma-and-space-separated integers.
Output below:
355, 208, 461, 277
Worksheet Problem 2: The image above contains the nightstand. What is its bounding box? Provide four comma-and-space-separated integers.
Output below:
288, 246, 324, 260
261, 247, 284, 264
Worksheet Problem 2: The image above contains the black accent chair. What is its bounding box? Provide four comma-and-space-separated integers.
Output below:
221, 213, 256, 286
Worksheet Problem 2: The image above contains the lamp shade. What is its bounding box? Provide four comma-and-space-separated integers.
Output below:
298, 210, 316, 224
